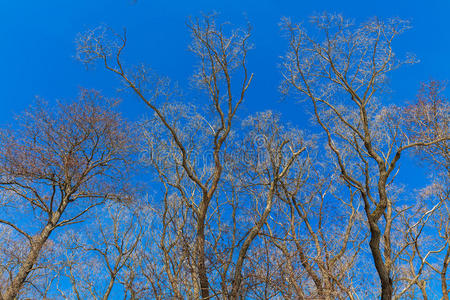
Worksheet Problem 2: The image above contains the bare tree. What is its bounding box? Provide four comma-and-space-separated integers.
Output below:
75, 13, 319, 298
0, 90, 133, 300
394, 80, 450, 299
138, 108, 307, 299
263, 165, 367, 299
222, 111, 307, 298
76, 14, 255, 299
0, 12, 441, 300
282, 13, 449, 299
54, 200, 147, 300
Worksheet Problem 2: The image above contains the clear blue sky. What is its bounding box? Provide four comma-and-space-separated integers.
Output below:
1, 0, 449, 185
1, 0, 450, 118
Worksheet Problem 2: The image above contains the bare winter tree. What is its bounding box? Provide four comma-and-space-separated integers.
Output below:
76, 15, 313, 299
0, 90, 133, 300
282, 13, 450, 299
255, 162, 368, 299
76, 14, 254, 299
0, 11, 445, 300
393, 80, 449, 299
138, 109, 307, 299
220, 111, 307, 298
53, 200, 148, 300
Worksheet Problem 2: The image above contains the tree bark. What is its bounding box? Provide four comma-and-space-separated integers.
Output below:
196, 199, 210, 300
4, 226, 54, 299
3, 201, 68, 300
368, 219, 393, 300
442, 246, 450, 300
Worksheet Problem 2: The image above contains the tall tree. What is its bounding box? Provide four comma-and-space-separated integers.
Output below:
76, 15, 310, 298
282, 14, 450, 299
0, 90, 133, 300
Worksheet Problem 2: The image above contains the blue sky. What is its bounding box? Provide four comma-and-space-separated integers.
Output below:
1, 0, 449, 186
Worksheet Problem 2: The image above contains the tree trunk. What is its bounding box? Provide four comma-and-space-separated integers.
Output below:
102, 275, 116, 300
4, 224, 54, 300
4, 201, 68, 300
196, 202, 210, 300
229, 188, 275, 299
442, 246, 450, 300
368, 221, 393, 300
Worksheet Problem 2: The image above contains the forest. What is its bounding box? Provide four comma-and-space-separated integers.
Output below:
0, 9, 449, 300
